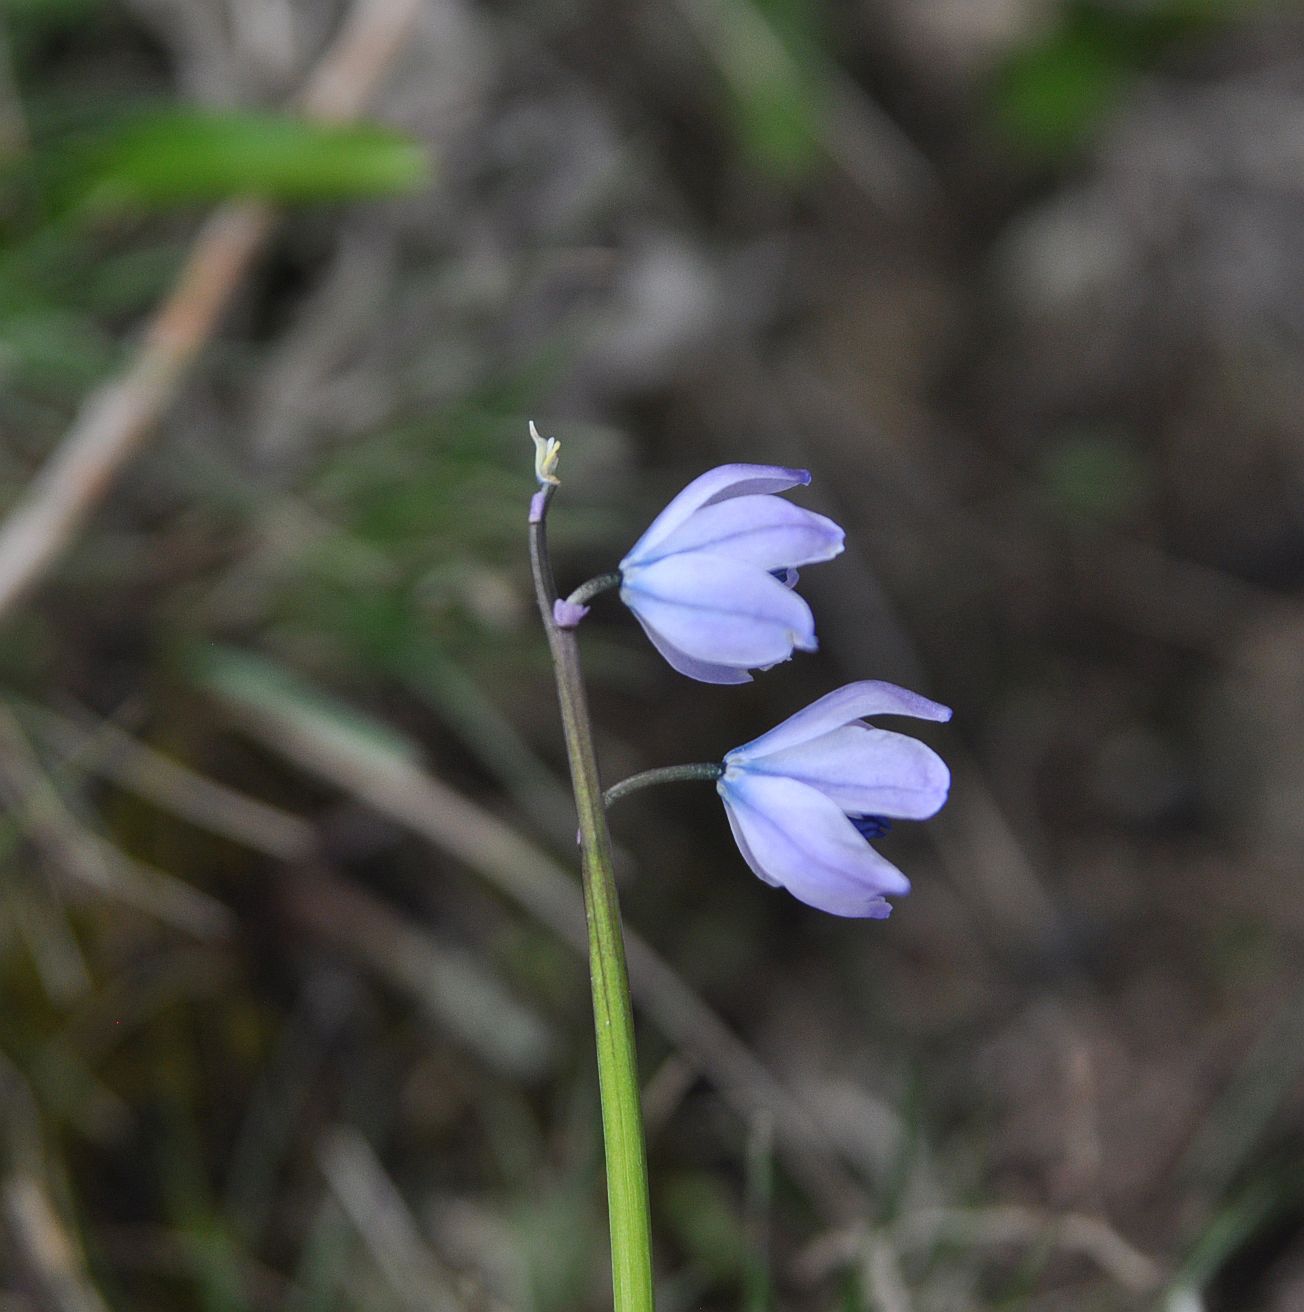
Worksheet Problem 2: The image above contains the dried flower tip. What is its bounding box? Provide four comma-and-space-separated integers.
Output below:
529, 420, 561, 486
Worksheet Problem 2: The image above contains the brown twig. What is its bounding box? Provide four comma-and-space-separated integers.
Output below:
0, 0, 426, 622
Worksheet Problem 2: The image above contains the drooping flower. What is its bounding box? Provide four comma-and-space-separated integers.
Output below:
618, 464, 844, 683
717, 681, 951, 918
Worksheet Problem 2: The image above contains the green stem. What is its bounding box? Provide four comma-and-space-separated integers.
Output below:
567, 571, 622, 607
529, 485, 654, 1312
604, 763, 723, 810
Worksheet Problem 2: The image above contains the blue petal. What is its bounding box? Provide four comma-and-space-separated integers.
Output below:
629, 611, 753, 684
728, 681, 952, 762
735, 724, 950, 819
629, 495, 843, 571
718, 772, 910, 916
624, 464, 810, 563
720, 793, 783, 887
621, 553, 817, 667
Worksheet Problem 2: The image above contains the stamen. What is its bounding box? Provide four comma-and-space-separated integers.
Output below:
851, 815, 892, 841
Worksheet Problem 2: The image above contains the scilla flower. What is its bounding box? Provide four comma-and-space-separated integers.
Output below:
618, 464, 844, 684
718, 681, 951, 917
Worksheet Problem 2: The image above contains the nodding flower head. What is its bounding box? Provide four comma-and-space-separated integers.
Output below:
618, 464, 844, 684
717, 682, 951, 918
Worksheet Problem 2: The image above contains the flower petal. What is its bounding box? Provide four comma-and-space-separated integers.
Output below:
728, 680, 952, 762
630, 612, 753, 684
633, 496, 844, 571
719, 773, 910, 916
720, 794, 782, 885
734, 724, 950, 819
623, 464, 810, 563
728, 795, 894, 917
621, 553, 817, 666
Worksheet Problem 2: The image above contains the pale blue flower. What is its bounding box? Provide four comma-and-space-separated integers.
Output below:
718, 682, 951, 917
619, 464, 844, 683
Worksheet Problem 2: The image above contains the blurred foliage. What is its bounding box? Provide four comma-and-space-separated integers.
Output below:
1036, 428, 1150, 524
47, 110, 430, 215
723, 0, 826, 180
992, 0, 1239, 154
0, 91, 425, 443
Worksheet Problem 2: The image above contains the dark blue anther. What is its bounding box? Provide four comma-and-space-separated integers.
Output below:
851, 815, 892, 841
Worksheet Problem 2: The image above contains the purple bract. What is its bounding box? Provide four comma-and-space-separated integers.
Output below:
618, 464, 844, 684
717, 681, 952, 918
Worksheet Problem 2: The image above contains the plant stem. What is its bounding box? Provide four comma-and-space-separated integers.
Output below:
604, 763, 723, 810
567, 571, 622, 607
529, 484, 654, 1312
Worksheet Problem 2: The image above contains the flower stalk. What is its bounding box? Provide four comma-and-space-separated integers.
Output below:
528, 480, 655, 1312
604, 763, 723, 810
567, 571, 622, 608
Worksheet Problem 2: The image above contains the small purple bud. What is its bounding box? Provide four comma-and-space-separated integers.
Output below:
553, 598, 590, 628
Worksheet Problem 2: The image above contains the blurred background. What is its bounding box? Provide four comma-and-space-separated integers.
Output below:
1, 0, 1302, 1308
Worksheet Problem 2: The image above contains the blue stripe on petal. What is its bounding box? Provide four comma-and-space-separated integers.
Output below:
718, 784, 784, 886
720, 772, 910, 915
739, 724, 950, 820
727, 681, 952, 762
633, 496, 844, 571
623, 464, 810, 563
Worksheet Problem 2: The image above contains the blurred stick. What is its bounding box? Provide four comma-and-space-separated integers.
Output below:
668, 0, 936, 212
17, 698, 316, 862
862, 1233, 912, 1312
0, 706, 232, 939
0, 1055, 114, 1312
799, 1205, 1164, 1295
285, 868, 555, 1080
2, 1177, 110, 1312
319, 1127, 463, 1312
0, 0, 425, 622
0, 16, 29, 157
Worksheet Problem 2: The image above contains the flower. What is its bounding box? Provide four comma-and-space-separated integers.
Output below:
717, 681, 951, 917
618, 464, 844, 683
